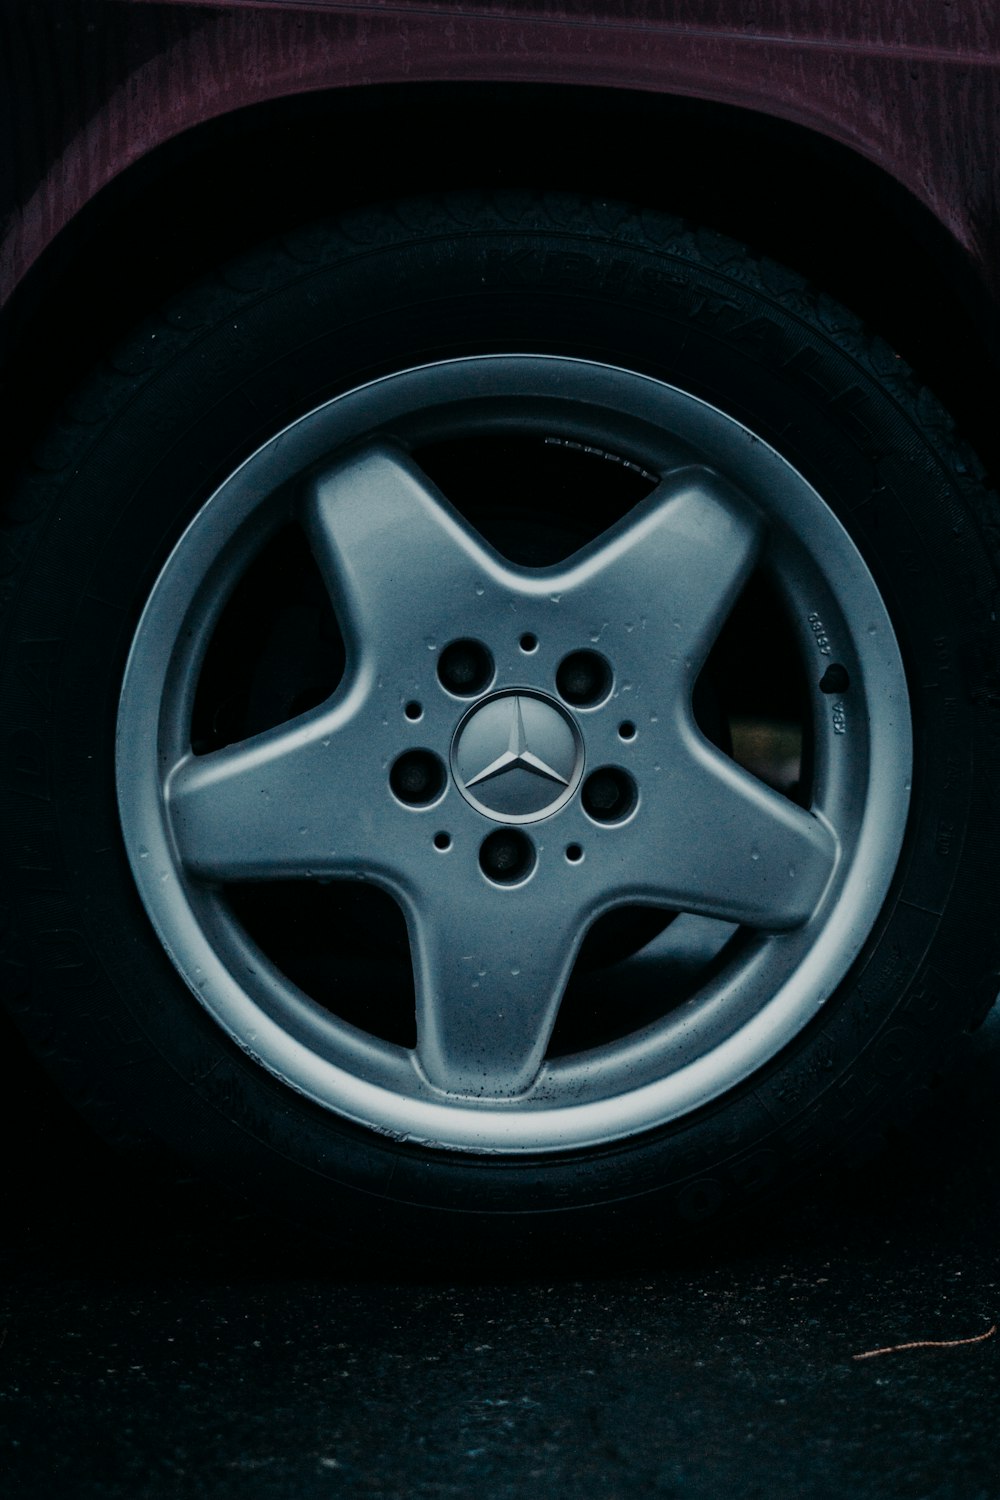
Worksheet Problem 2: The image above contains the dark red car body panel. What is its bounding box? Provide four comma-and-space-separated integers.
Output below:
2, 1, 999, 450
4, 1, 1000, 297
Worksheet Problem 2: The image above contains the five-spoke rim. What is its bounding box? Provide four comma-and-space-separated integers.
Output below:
116, 356, 911, 1153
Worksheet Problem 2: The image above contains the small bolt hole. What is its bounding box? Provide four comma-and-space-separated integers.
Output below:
819, 663, 851, 694
519, 633, 539, 653
479, 829, 535, 885
618, 720, 636, 740
390, 749, 446, 807
404, 700, 423, 721
438, 638, 494, 697
556, 649, 613, 707
566, 843, 584, 863
582, 766, 638, 824
433, 831, 451, 851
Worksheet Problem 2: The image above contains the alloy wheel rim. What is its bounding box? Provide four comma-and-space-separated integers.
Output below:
116, 355, 912, 1153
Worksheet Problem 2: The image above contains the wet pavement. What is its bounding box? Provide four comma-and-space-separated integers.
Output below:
2, 1010, 999, 1499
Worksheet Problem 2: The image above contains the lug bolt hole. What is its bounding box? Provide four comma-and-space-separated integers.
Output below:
819, 663, 850, 694
556, 649, 612, 707
582, 767, 638, 824
479, 829, 535, 885
404, 700, 423, 721
433, 831, 452, 851
519, 632, 539, 653
438, 638, 494, 697
566, 843, 584, 863
390, 749, 446, 807
618, 720, 636, 740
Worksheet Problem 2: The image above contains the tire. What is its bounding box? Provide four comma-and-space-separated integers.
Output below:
2, 193, 999, 1254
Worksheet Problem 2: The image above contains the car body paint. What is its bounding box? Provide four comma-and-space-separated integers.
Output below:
1, 1, 999, 315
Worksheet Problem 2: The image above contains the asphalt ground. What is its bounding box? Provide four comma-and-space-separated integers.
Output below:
1, 1008, 999, 1500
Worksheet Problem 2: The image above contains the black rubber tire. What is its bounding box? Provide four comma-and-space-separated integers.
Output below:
2, 193, 999, 1257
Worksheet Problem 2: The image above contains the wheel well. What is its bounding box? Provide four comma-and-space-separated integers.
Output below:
4, 80, 999, 488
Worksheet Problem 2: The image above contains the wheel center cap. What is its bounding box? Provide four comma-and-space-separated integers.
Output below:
451, 690, 584, 824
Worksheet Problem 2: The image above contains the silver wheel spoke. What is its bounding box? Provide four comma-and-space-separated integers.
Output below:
634, 734, 838, 928
167, 702, 379, 882
556, 466, 764, 677
410, 885, 584, 1097
302, 440, 502, 658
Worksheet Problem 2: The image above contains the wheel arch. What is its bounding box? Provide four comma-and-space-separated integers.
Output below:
3, 79, 999, 495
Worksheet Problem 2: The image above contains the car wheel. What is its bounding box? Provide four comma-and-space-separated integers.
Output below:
2, 194, 998, 1251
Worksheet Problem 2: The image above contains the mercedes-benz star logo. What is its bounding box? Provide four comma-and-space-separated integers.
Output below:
452, 691, 584, 823
465, 695, 569, 791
